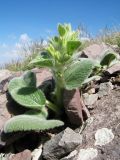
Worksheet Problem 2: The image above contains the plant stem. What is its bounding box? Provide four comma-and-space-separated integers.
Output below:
46, 100, 61, 114
55, 82, 64, 108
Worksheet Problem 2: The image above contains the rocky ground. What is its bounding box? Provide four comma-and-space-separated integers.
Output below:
0, 43, 120, 160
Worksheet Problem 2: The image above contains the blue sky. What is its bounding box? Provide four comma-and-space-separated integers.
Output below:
0, 0, 120, 64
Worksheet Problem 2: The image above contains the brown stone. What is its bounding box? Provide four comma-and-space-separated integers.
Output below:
82, 43, 113, 59
9, 149, 31, 160
0, 70, 12, 83
32, 68, 52, 87
107, 63, 120, 74
63, 89, 83, 126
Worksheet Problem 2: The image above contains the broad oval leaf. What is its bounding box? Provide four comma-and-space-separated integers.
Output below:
25, 107, 48, 119
8, 77, 26, 92
8, 71, 46, 110
100, 52, 117, 67
30, 54, 54, 68
64, 59, 94, 90
23, 71, 36, 87
67, 41, 81, 55
10, 87, 46, 110
8, 71, 36, 92
4, 115, 64, 133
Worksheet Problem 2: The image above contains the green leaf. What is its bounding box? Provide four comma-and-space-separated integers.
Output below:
8, 71, 46, 110
100, 52, 117, 67
25, 107, 48, 119
64, 59, 94, 90
8, 71, 36, 92
10, 87, 46, 110
23, 71, 36, 87
67, 41, 81, 55
30, 54, 54, 68
58, 24, 66, 36
4, 115, 64, 133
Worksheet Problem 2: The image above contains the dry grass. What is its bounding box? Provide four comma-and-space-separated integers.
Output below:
93, 26, 120, 46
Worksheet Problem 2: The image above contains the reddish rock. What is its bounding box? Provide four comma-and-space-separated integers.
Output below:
82, 43, 113, 59
63, 89, 83, 126
9, 149, 31, 160
107, 63, 120, 74
0, 70, 12, 83
32, 68, 52, 87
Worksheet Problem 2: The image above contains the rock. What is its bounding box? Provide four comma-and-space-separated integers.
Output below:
63, 89, 83, 126
109, 44, 120, 53
77, 148, 98, 160
87, 88, 95, 94
0, 70, 12, 83
95, 128, 114, 146
98, 82, 113, 98
61, 150, 78, 160
0, 94, 11, 131
0, 70, 12, 93
32, 68, 52, 87
83, 93, 98, 106
107, 63, 120, 74
0, 153, 10, 159
81, 43, 113, 59
42, 127, 82, 160
60, 150, 78, 160
32, 144, 42, 160
78, 89, 120, 160
9, 149, 31, 160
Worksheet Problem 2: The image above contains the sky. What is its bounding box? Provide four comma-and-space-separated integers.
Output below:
0, 0, 120, 64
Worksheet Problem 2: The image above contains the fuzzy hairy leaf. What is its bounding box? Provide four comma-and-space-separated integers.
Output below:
4, 115, 64, 133
64, 59, 94, 90
10, 87, 46, 110
8, 77, 26, 92
25, 107, 48, 119
100, 52, 117, 67
67, 41, 81, 55
8, 71, 46, 110
23, 71, 36, 87
30, 54, 54, 68
8, 71, 36, 92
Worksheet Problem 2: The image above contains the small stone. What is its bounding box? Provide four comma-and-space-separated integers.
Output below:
95, 128, 114, 146
87, 88, 95, 94
98, 82, 113, 98
9, 149, 31, 160
0, 70, 12, 83
107, 63, 120, 74
83, 93, 98, 106
43, 127, 82, 160
32, 144, 42, 160
61, 150, 78, 160
77, 148, 98, 160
